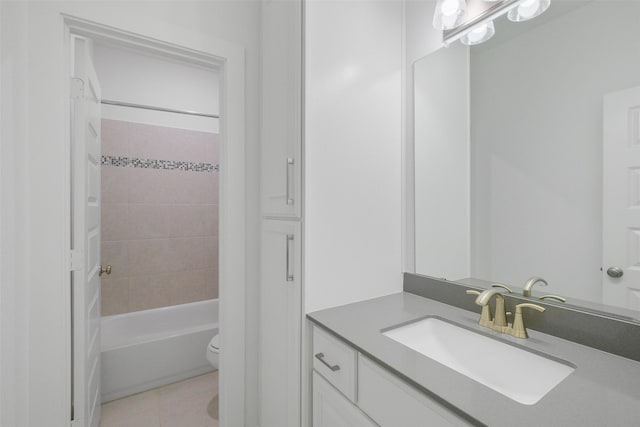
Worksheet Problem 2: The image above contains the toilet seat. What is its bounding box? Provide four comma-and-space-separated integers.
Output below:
206, 334, 220, 370
208, 334, 220, 352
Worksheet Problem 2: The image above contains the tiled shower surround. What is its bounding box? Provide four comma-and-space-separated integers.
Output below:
100, 119, 219, 316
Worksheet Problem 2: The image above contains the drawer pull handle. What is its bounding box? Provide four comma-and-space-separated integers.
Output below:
286, 158, 294, 205
286, 234, 294, 282
315, 353, 340, 372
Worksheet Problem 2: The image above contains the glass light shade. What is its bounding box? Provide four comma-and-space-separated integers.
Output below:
460, 21, 496, 45
433, 0, 468, 30
507, 0, 551, 22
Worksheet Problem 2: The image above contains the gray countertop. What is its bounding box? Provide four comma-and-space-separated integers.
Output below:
307, 292, 640, 427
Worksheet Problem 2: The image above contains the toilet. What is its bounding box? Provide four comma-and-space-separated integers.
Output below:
206, 334, 220, 370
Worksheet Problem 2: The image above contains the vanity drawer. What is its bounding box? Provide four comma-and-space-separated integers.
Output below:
357, 355, 472, 427
313, 326, 357, 402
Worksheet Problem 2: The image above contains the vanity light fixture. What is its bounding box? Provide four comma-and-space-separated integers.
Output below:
508, 0, 551, 22
436, 0, 551, 46
433, 0, 468, 31
460, 21, 495, 45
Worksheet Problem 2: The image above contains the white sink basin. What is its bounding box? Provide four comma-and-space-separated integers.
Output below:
382, 317, 575, 405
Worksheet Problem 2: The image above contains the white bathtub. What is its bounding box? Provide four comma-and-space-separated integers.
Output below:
100, 299, 218, 403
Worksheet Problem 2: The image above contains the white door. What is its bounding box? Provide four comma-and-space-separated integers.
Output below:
260, 220, 302, 427
71, 36, 102, 427
603, 86, 640, 310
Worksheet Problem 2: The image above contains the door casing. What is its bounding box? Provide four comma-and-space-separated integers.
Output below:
64, 15, 247, 427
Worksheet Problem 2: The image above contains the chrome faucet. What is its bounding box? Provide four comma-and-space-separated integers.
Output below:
522, 276, 548, 297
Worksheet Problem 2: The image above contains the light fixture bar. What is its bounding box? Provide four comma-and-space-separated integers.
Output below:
443, 0, 520, 46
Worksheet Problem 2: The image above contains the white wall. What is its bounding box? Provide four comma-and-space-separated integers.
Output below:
93, 43, 220, 133
1, 4, 30, 425
470, 2, 640, 301
305, 0, 404, 312
0, 2, 261, 426
1, 3, 30, 425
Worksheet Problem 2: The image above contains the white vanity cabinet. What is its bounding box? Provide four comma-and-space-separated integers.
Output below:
311, 325, 471, 427
261, 0, 302, 219
358, 355, 469, 427
260, 220, 302, 427
313, 372, 378, 427
312, 326, 358, 401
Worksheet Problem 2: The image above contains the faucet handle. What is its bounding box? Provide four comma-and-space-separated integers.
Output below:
466, 290, 492, 327
516, 303, 546, 312
509, 303, 545, 339
539, 294, 566, 303
491, 283, 513, 293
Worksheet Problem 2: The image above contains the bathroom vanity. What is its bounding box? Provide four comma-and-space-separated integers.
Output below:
307, 276, 640, 426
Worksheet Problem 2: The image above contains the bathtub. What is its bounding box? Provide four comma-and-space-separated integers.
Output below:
100, 299, 218, 403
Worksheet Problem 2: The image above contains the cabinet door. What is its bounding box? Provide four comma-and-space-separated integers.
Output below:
260, 220, 302, 427
358, 355, 472, 427
261, 0, 302, 219
313, 372, 378, 427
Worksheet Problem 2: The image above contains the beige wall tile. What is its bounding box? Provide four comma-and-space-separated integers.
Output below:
163, 237, 216, 273
101, 241, 129, 279
203, 237, 218, 268
165, 238, 192, 273
166, 205, 202, 238
189, 238, 211, 271
129, 169, 217, 205
166, 171, 218, 204
171, 127, 208, 163
203, 268, 219, 300
129, 274, 171, 312
129, 168, 173, 204
128, 121, 170, 161
101, 120, 220, 315
204, 205, 219, 237
101, 166, 129, 204
203, 133, 219, 164
128, 239, 169, 276
129, 204, 170, 239
166, 205, 218, 238
168, 269, 207, 307
102, 203, 129, 242
101, 119, 129, 157
101, 278, 129, 316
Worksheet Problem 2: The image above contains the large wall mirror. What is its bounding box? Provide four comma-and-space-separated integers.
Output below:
414, 0, 640, 320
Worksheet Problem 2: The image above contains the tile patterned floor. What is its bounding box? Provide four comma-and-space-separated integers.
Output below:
100, 372, 218, 427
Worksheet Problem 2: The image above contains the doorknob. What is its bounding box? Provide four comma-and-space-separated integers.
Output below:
99, 265, 112, 277
606, 267, 624, 278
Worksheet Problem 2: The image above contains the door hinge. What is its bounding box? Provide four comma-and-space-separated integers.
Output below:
70, 250, 84, 272
70, 78, 84, 99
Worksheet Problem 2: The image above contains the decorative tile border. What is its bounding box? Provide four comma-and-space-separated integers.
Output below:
101, 155, 218, 173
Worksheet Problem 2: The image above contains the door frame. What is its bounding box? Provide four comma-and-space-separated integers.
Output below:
63, 15, 246, 426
